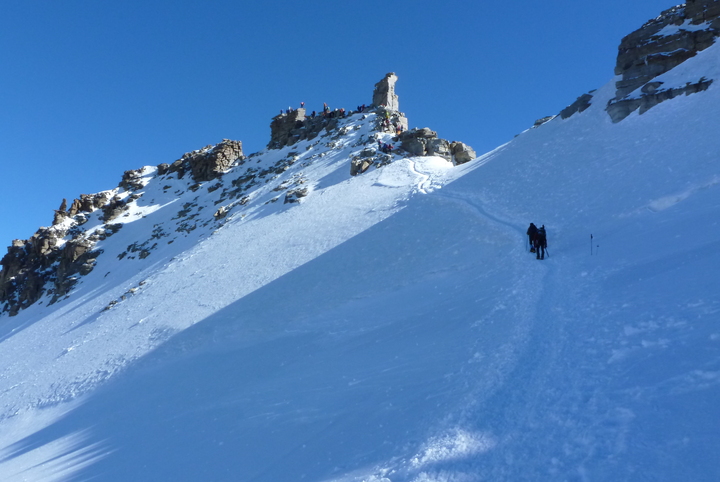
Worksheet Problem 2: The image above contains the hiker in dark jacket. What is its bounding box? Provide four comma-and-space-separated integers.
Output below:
534, 225, 547, 260
527, 223, 538, 252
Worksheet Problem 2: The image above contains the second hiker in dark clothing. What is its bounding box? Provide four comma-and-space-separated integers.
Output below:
527, 223, 538, 252
534, 225, 547, 260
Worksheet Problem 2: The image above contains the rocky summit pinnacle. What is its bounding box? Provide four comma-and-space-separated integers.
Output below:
372, 72, 399, 111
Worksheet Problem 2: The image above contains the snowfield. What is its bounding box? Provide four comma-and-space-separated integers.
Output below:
1, 42, 720, 481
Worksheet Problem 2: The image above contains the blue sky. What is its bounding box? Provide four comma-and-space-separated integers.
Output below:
1, 0, 677, 246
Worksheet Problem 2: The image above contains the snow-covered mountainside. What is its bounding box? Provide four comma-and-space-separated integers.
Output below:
2, 2, 720, 480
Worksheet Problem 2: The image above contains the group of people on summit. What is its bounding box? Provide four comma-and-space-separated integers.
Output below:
280, 102, 370, 119
380, 110, 404, 135
526, 223, 548, 260
377, 139, 394, 153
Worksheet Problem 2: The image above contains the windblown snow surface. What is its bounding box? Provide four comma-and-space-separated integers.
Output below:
2, 44, 720, 482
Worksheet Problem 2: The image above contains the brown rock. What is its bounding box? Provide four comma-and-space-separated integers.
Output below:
186, 139, 245, 182
120, 169, 144, 191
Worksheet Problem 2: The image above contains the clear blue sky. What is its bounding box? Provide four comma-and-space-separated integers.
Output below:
1, 0, 677, 247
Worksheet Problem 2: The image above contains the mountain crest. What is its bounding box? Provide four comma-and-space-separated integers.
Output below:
606, 0, 720, 121
553, 0, 720, 124
0, 73, 475, 317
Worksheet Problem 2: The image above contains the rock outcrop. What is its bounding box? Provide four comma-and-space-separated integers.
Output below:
102, 195, 129, 222
0, 226, 108, 316
607, 0, 720, 122
607, 77, 713, 122
120, 169, 145, 191
373, 73, 400, 111
66, 192, 112, 216
159, 140, 245, 182
350, 148, 393, 176
687, 0, 720, 20
0, 184, 125, 315
269, 109, 307, 149
284, 187, 309, 204
450, 142, 477, 165
268, 109, 353, 149
398, 128, 438, 157
560, 92, 594, 120
53, 199, 69, 225
189, 140, 245, 182
532, 116, 555, 128
396, 128, 476, 164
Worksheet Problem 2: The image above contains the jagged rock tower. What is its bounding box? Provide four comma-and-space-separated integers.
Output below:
372, 73, 399, 111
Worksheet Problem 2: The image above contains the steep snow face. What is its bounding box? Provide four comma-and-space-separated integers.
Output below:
1, 43, 720, 481
0, 110, 467, 417
0, 109, 484, 480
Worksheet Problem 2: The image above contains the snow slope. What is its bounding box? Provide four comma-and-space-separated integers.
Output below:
1, 42, 720, 481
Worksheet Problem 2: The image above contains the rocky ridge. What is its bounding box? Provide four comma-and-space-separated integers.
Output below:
0, 73, 476, 317
606, 0, 720, 122
551, 1, 719, 124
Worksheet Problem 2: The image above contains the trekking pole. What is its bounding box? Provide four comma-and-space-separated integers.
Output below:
546, 247, 550, 258
590, 234, 593, 255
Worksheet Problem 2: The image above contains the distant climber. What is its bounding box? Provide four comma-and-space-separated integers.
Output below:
527, 223, 538, 252
534, 225, 547, 260
300, 101, 305, 109
381, 143, 394, 154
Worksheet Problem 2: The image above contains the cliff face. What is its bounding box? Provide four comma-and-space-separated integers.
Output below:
0, 194, 115, 316
606, 0, 720, 122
